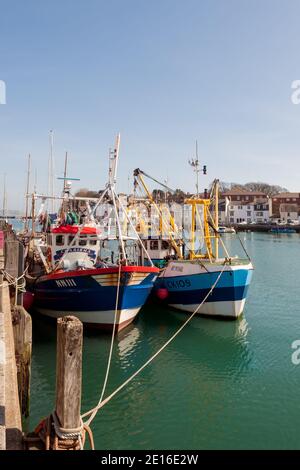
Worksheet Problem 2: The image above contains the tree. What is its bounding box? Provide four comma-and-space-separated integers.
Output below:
243, 182, 288, 196
214, 181, 289, 197
75, 188, 101, 198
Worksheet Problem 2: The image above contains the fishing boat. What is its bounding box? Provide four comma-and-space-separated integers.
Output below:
26, 135, 159, 331
218, 226, 236, 234
269, 227, 296, 234
154, 181, 254, 318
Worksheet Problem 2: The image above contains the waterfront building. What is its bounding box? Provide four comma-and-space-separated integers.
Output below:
222, 190, 270, 224
270, 193, 300, 222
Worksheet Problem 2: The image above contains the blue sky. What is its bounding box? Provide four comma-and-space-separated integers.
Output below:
1, 0, 300, 210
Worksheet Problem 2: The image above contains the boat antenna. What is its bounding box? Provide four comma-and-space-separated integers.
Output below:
57, 152, 81, 214
188, 140, 207, 197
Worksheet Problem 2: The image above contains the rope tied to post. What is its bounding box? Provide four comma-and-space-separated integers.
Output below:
0, 267, 28, 304
24, 410, 95, 450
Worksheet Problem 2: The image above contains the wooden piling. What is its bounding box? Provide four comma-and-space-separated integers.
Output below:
12, 306, 32, 418
4, 235, 25, 306
55, 316, 83, 430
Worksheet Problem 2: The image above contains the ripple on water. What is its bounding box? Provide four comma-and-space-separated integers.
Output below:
29, 233, 300, 449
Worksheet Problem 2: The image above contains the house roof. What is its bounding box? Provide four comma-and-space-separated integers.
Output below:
223, 189, 267, 197
272, 192, 300, 199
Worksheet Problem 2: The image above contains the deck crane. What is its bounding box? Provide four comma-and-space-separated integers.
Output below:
133, 168, 183, 259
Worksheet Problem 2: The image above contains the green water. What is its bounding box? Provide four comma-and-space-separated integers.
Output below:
28, 232, 300, 450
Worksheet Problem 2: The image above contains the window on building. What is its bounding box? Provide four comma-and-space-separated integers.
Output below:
293, 198, 297, 201
237, 196, 240, 200
256, 212, 263, 217
286, 198, 290, 201
247, 205, 251, 209
230, 205, 234, 209
230, 211, 234, 216
230, 218, 234, 223
247, 218, 251, 224
247, 211, 251, 216
238, 205, 243, 210
246, 196, 249, 200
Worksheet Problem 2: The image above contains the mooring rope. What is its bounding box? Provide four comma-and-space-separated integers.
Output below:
51, 411, 84, 441
0, 267, 28, 304
236, 232, 251, 261
81, 262, 122, 427
81, 261, 228, 427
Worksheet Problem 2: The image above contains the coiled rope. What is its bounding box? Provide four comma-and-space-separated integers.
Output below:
81, 261, 228, 428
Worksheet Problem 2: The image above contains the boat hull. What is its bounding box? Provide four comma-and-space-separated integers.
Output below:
154, 260, 253, 318
32, 266, 158, 331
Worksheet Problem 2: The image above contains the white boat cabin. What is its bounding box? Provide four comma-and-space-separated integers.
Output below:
143, 239, 177, 263
46, 226, 101, 270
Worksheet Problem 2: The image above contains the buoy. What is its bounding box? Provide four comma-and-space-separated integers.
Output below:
156, 287, 169, 300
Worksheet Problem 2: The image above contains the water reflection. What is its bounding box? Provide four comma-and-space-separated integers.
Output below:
117, 325, 141, 360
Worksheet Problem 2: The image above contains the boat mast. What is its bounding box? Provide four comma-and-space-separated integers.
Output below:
62, 151, 68, 215
48, 130, 55, 214
24, 154, 31, 231
215, 179, 219, 260
63, 151, 68, 193
109, 134, 127, 264
188, 141, 200, 198
2, 173, 7, 221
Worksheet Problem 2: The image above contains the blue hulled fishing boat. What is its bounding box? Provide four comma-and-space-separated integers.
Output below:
153, 181, 254, 318
27, 135, 159, 331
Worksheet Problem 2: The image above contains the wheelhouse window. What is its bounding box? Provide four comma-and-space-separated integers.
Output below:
79, 236, 87, 246
150, 240, 159, 250
162, 240, 170, 250
56, 235, 64, 246
89, 237, 97, 246
68, 235, 75, 245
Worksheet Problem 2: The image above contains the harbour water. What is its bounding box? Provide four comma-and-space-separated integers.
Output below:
28, 232, 300, 450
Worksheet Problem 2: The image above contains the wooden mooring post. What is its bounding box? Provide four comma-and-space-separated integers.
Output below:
4, 233, 24, 306
55, 316, 83, 431
12, 306, 32, 418
25, 316, 84, 450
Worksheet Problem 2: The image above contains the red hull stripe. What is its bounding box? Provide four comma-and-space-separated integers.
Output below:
40, 265, 159, 282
